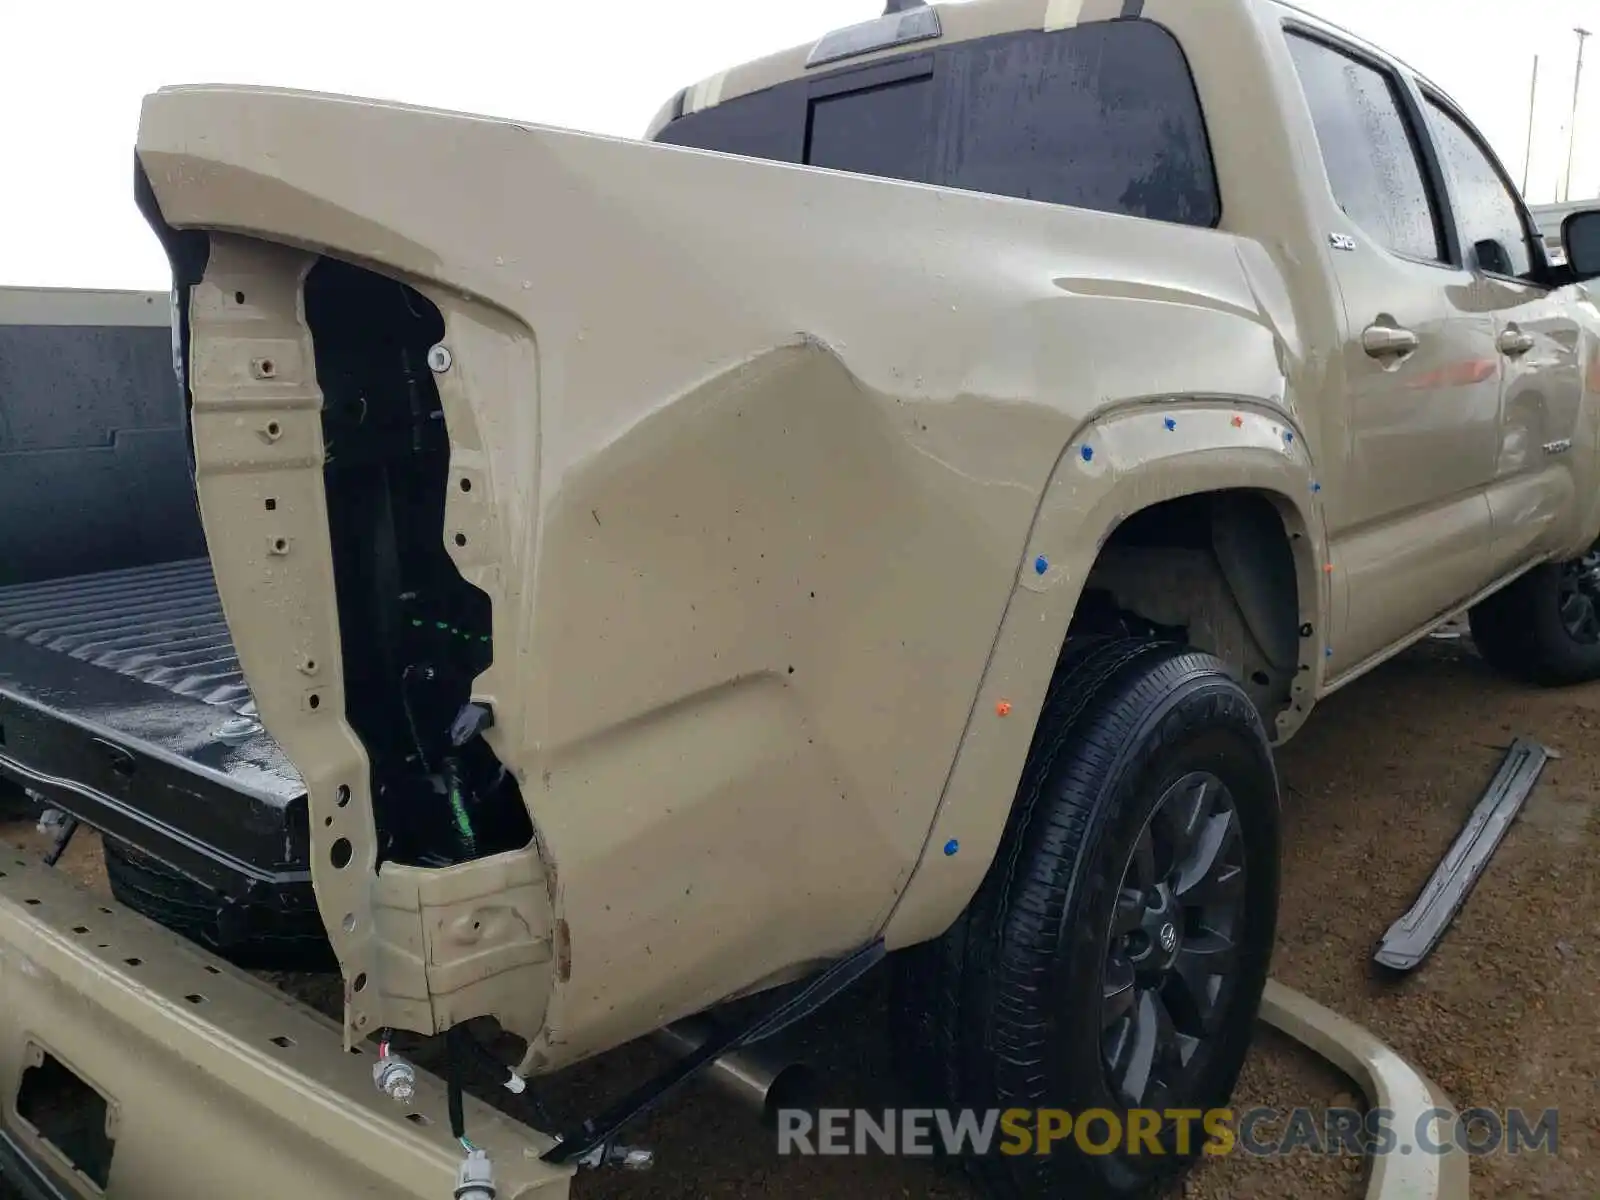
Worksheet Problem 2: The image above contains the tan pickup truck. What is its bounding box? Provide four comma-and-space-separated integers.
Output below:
7, 0, 1600, 1197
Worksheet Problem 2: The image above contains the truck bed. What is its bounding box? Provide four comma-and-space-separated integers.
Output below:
0, 558, 312, 899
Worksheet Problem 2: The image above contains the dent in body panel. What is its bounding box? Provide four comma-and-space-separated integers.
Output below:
1488, 285, 1591, 566
138, 83, 1317, 1065
520, 339, 1045, 1059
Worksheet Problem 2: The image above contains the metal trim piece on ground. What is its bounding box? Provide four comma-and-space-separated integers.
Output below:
1261, 980, 1471, 1200
1374, 736, 1549, 972
0, 847, 571, 1200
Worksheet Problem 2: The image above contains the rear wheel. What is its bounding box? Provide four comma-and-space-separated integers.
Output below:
890, 638, 1280, 1199
1468, 544, 1600, 686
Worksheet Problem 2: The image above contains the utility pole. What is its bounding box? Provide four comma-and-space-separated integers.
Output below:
1524, 54, 1540, 196
1564, 27, 1590, 202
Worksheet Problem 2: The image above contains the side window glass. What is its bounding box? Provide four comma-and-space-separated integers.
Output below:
1421, 97, 1537, 280
1284, 32, 1444, 263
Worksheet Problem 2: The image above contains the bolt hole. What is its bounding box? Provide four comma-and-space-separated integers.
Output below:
260, 360, 275, 376
23, 898, 39, 906
304, 659, 316, 672
331, 838, 353, 869
271, 1036, 296, 1048
185, 993, 206, 1005
406, 1113, 431, 1126
265, 421, 281, 437
454, 533, 467, 547
459, 478, 472, 493
71, 926, 88, 935
308, 694, 321, 710
234, 291, 246, 304
204, 965, 221, 975
264, 498, 277, 511
324, 816, 333, 827
342, 913, 357, 933
353, 972, 367, 992
336, 785, 350, 808
1251, 671, 1270, 686
124, 957, 142, 967
97, 907, 112, 915
272, 538, 289, 553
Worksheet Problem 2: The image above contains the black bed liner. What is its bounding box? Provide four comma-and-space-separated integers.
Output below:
0, 558, 314, 902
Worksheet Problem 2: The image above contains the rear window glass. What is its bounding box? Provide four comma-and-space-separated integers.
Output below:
655, 19, 1219, 228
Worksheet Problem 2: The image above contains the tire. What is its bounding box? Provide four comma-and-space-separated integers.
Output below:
103, 838, 334, 971
889, 638, 1280, 1199
1468, 546, 1600, 686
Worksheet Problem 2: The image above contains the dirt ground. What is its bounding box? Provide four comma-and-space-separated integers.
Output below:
4, 627, 1597, 1198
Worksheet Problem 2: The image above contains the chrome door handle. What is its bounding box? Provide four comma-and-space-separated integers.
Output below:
1498, 328, 1535, 357
1362, 323, 1419, 359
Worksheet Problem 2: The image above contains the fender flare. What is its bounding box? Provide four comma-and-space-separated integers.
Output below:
878, 398, 1329, 950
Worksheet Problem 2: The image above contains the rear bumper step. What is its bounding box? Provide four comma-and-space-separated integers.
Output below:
0, 846, 570, 1199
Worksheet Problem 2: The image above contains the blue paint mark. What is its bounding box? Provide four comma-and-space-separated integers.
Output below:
1284, 430, 1295, 443
944, 839, 960, 857
1164, 417, 1177, 431
1035, 556, 1049, 576
1325, 647, 1334, 659
1080, 445, 1094, 463
1311, 482, 1322, 493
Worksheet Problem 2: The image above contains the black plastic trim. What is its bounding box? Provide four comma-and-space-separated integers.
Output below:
1374, 737, 1549, 972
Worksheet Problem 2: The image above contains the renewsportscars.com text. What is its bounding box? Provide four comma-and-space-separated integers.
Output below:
776, 1106, 1559, 1159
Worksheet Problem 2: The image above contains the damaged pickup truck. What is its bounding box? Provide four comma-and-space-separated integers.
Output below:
8, 0, 1600, 1196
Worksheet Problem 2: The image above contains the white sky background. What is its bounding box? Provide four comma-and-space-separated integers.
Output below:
4, 0, 1598, 290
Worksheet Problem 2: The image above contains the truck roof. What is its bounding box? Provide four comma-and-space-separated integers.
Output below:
646, 0, 1453, 141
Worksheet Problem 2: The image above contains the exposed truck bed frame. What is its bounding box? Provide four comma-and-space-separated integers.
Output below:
0, 845, 570, 1199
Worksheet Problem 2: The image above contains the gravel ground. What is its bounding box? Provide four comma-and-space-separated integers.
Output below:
4, 628, 1596, 1198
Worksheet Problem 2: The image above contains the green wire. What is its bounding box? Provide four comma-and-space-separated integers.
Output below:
448, 778, 476, 856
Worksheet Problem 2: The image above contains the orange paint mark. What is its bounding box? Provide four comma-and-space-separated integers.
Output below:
1323, 563, 1335, 574
1404, 358, 1498, 390
1230, 415, 1244, 428
995, 700, 1013, 717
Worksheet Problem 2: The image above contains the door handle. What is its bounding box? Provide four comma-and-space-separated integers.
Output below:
1362, 323, 1419, 359
1497, 328, 1535, 357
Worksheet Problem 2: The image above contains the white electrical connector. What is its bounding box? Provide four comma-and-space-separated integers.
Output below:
455, 1148, 496, 1200
502, 1070, 526, 1095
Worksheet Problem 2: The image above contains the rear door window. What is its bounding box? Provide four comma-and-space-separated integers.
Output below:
1283, 31, 1445, 264
656, 19, 1220, 229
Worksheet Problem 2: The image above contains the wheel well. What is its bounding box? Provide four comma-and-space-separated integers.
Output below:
1068, 491, 1308, 727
